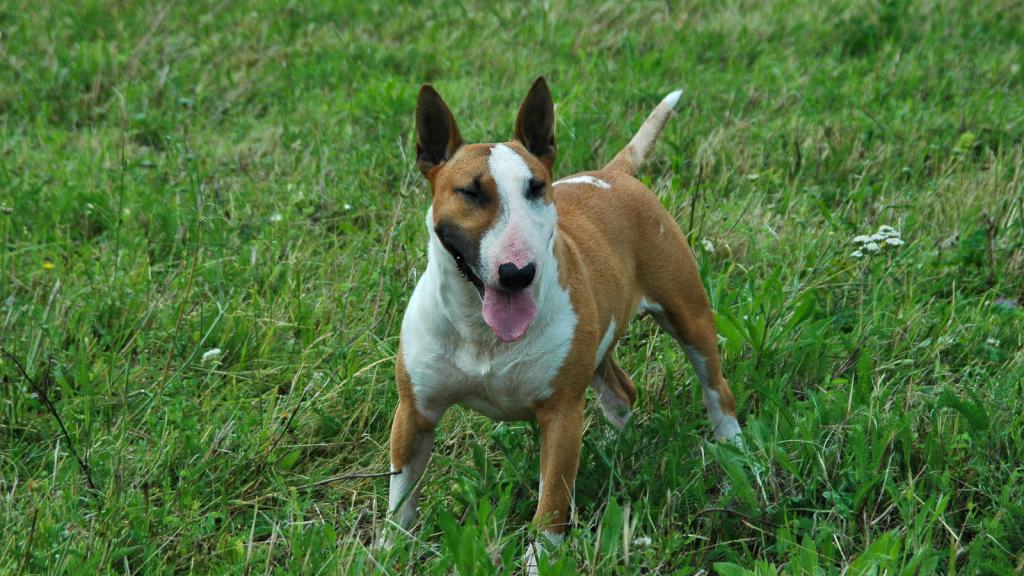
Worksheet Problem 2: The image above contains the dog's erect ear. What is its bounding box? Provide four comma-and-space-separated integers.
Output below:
513, 76, 557, 167
416, 84, 464, 177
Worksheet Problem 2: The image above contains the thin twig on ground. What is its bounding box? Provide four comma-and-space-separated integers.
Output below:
1, 347, 97, 491
296, 470, 400, 490
693, 507, 781, 529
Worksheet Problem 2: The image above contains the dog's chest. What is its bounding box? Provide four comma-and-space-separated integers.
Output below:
400, 269, 578, 422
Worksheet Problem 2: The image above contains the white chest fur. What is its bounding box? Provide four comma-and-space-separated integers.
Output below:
400, 209, 578, 423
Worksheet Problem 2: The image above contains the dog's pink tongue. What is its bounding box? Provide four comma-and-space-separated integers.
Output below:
482, 287, 538, 342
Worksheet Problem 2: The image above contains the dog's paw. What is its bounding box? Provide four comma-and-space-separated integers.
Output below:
523, 531, 564, 575
373, 523, 410, 552
523, 542, 542, 576
372, 534, 393, 552
719, 433, 745, 452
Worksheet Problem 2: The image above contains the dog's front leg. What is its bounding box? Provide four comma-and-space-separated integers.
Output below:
382, 354, 444, 545
525, 387, 586, 573
386, 399, 437, 534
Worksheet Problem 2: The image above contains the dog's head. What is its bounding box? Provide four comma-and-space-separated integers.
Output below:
415, 76, 558, 343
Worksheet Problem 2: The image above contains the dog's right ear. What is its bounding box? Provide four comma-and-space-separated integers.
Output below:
416, 84, 464, 177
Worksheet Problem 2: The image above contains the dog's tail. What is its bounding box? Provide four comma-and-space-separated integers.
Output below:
603, 89, 683, 176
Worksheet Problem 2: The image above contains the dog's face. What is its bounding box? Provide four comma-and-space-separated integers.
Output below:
415, 77, 559, 343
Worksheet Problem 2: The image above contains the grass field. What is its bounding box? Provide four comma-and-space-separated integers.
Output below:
2, 0, 1024, 574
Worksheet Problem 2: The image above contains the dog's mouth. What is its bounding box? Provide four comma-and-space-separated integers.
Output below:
444, 243, 485, 298
441, 241, 538, 343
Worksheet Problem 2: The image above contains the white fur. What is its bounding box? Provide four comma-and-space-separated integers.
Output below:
401, 207, 578, 423
595, 317, 616, 369
662, 89, 683, 110
479, 144, 558, 284
553, 175, 611, 188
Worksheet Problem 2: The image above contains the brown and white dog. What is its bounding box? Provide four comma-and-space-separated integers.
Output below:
385, 77, 742, 567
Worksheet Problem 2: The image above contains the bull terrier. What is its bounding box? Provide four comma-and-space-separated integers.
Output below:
385, 76, 742, 569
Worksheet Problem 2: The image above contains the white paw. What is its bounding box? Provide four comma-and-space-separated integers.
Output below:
719, 433, 745, 452
523, 542, 542, 576
372, 532, 394, 552
523, 531, 564, 575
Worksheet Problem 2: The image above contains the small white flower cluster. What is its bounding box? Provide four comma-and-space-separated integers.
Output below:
202, 348, 223, 366
851, 225, 904, 258
632, 536, 653, 548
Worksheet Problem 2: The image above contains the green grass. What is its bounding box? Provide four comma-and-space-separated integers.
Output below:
2, 0, 1023, 574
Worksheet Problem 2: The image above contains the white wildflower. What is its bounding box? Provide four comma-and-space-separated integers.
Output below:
854, 225, 901, 249
877, 225, 899, 238
202, 348, 223, 366
701, 238, 715, 253
343, 204, 352, 210
851, 250, 865, 258
987, 338, 1000, 346
746, 173, 760, 182
633, 536, 652, 548
269, 214, 283, 222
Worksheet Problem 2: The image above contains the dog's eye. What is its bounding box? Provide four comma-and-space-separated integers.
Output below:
527, 178, 546, 200
456, 186, 480, 201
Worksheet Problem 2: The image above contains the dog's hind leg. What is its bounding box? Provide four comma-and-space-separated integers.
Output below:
638, 231, 743, 447
642, 294, 742, 446
590, 356, 637, 431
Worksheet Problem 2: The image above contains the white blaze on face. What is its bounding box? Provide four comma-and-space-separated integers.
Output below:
479, 144, 557, 287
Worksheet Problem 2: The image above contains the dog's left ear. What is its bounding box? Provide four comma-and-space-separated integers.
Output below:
416, 84, 464, 177
514, 76, 557, 168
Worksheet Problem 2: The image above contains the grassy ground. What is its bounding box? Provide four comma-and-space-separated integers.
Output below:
2, 0, 1023, 574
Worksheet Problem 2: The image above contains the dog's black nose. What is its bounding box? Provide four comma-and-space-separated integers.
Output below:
498, 262, 536, 291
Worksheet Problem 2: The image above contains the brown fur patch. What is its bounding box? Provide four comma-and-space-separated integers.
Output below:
391, 353, 435, 471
